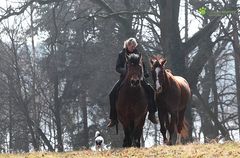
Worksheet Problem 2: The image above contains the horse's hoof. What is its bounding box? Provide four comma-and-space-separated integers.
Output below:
176, 140, 182, 145
164, 140, 172, 145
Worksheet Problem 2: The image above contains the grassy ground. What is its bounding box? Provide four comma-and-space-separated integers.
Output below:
1, 141, 240, 158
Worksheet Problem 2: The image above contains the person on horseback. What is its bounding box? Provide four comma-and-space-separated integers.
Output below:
107, 37, 158, 127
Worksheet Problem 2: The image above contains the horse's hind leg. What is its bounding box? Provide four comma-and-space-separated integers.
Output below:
176, 108, 187, 144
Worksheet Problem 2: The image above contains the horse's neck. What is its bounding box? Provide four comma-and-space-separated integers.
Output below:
163, 70, 180, 93
120, 81, 143, 94
120, 77, 129, 88
163, 70, 170, 91
123, 82, 140, 90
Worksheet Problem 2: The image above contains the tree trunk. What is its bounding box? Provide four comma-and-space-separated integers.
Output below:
80, 90, 89, 148
53, 73, 64, 152
200, 65, 219, 142
8, 97, 13, 152
209, 56, 219, 119
184, 0, 188, 42
231, 0, 240, 138
184, 0, 193, 142
12, 44, 39, 151
46, 4, 64, 152
158, 0, 184, 74
36, 125, 54, 151
194, 88, 231, 140
30, 4, 40, 150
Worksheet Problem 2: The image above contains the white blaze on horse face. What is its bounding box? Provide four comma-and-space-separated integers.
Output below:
155, 67, 162, 92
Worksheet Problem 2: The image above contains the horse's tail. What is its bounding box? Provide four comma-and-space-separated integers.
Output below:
181, 117, 189, 138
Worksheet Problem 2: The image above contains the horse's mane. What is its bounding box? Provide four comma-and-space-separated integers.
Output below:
128, 53, 140, 65
152, 54, 165, 61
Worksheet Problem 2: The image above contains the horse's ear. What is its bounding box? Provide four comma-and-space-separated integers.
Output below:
161, 59, 167, 66
150, 58, 154, 67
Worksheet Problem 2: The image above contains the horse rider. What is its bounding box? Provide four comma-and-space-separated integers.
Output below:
107, 37, 158, 127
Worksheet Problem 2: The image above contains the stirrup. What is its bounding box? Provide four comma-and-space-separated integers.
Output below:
107, 120, 117, 127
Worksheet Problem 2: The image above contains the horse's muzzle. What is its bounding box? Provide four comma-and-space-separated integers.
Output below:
130, 79, 140, 87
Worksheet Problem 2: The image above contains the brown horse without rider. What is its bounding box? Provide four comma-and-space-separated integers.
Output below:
116, 53, 148, 147
150, 55, 191, 145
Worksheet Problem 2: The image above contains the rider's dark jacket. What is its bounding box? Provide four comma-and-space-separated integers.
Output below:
116, 48, 149, 79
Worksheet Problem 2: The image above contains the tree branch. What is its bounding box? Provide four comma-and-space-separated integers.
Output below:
182, 17, 221, 55
0, 0, 63, 22
193, 88, 232, 141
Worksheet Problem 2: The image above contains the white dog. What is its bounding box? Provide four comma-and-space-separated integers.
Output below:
94, 131, 106, 151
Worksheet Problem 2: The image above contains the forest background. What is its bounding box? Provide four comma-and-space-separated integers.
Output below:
0, 0, 239, 153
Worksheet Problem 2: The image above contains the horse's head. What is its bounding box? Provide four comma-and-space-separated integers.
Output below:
150, 55, 167, 94
125, 53, 143, 88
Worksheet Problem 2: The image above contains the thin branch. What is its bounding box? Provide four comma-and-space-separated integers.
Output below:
0, 0, 63, 22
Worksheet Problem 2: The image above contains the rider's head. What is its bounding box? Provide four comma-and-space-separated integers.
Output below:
123, 37, 138, 53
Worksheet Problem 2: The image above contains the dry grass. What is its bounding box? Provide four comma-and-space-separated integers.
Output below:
1, 141, 240, 158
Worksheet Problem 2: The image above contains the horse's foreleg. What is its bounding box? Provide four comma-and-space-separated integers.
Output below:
176, 133, 182, 145
158, 108, 168, 144
168, 113, 177, 145
123, 127, 131, 147
133, 128, 143, 148
165, 113, 170, 143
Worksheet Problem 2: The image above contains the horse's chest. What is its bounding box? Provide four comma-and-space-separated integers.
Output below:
157, 92, 180, 108
117, 89, 147, 113
120, 89, 145, 100
119, 95, 147, 107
